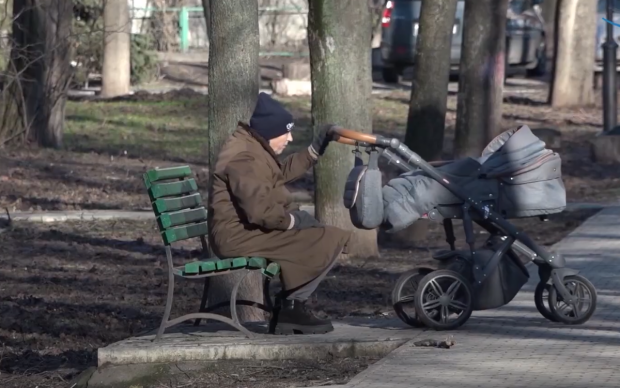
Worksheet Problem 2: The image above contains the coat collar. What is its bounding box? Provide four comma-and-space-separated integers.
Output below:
236, 122, 282, 166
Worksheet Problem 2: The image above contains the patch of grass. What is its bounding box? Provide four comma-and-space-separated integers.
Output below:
64, 98, 206, 162
63, 95, 409, 163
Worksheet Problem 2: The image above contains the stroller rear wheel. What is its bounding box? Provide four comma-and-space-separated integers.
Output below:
548, 274, 597, 325
534, 282, 558, 322
414, 269, 474, 331
391, 269, 429, 328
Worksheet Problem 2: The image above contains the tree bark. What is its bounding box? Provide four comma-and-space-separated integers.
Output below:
549, 0, 597, 107
541, 0, 558, 63
201, 0, 210, 42
0, 0, 72, 148
205, 0, 264, 322
101, 0, 131, 98
308, 0, 379, 260
404, 0, 458, 162
453, 0, 509, 159
0, 0, 10, 71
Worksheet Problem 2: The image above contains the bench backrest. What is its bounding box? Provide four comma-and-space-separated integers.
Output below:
143, 165, 208, 246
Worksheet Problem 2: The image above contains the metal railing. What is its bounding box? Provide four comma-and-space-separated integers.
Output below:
130, 5, 308, 55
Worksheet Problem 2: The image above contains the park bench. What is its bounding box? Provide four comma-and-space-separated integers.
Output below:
142, 165, 281, 341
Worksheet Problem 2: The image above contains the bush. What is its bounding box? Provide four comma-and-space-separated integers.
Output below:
130, 34, 160, 85
71, 0, 159, 87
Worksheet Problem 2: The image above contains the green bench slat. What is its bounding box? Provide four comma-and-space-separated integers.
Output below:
182, 257, 270, 276
231, 257, 248, 269
149, 179, 198, 199
262, 262, 280, 278
184, 261, 202, 275
162, 221, 208, 245
248, 257, 267, 269
146, 166, 192, 183
200, 260, 217, 273
158, 207, 208, 229
153, 193, 203, 214
216, 259, 232, 271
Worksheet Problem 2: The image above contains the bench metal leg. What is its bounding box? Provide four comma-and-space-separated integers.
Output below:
157, 251, 276, 340
194, 277, 210, 326
156, 246, 176, 341
163, 312, 255, 339
263, 277, 274, 312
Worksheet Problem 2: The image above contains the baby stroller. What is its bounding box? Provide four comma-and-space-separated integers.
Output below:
331, 125, 597, 331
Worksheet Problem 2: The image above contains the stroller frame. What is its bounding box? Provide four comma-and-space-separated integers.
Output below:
331, 127, 596, 329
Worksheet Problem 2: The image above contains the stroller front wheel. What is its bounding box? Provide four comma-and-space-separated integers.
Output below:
414, 269, 474, 331
534, 282, 559, 322
391, 269, 429, 328
548, 274, 597, 325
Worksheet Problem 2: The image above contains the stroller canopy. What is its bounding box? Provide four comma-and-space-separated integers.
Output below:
380, 125, 566, 231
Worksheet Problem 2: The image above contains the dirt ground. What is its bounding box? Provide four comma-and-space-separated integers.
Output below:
0, 207, 598, 388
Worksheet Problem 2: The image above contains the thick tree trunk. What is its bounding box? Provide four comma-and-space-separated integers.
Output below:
0, 81, 25, 146
308, 0, 379, 260
0, 0, 10, 71
404, 0, 458, 161
201, 0, 211, 42
549, 0, 597, 107
101, 0, 131, 98
205, 0, 264, 322
453, 0, 509, 159
0, 0, 72, 148
541, 0, 558, 63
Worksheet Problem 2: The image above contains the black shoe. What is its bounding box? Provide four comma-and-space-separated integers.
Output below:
272, 299, 334, 335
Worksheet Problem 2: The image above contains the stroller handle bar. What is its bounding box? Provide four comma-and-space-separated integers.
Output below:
330, 127, 391, 148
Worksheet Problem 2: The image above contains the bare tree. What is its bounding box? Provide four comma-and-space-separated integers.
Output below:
204, 0, 264, 322
453, 0, 510, 158
201, 0, 210, 40
549, 0, 597, 107
0, 0, 10, 71
308, 0, 379, 260
404, 0, 458, 162
101, 0, 131, 98
0, 0, 73, 148
541, 0, 558, 63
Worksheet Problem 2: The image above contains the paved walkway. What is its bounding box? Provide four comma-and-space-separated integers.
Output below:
328, 206, 620, 388
0, 202, 611, 223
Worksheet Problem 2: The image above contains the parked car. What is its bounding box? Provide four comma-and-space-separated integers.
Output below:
379, 0, 547, 83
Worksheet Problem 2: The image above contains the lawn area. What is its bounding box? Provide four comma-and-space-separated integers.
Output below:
61, 91, 410, 163
0, 86, 619, 213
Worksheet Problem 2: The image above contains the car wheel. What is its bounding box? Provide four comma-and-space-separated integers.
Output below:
527, 46, 547, 77
382, 67, 399, 83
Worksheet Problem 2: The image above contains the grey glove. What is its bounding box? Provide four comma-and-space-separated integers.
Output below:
289, 210, 323, 230
311, 124, 336, 156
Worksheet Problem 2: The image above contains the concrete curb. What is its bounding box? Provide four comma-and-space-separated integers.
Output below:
0, 202, 613, 224
98, 337, 409, 367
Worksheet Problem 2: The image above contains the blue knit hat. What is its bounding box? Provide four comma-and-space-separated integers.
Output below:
249, 92, 295, 140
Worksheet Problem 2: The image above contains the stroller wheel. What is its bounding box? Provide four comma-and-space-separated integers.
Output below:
534, 282, 558, 322
548, 274, 597, 325
391, 269, 431, 328
414, 269, 473, 331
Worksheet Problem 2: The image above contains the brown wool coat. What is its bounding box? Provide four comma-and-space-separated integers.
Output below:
209, 124, 352, 290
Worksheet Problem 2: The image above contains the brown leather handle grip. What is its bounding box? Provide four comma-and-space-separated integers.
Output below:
330, 127, 379, 145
